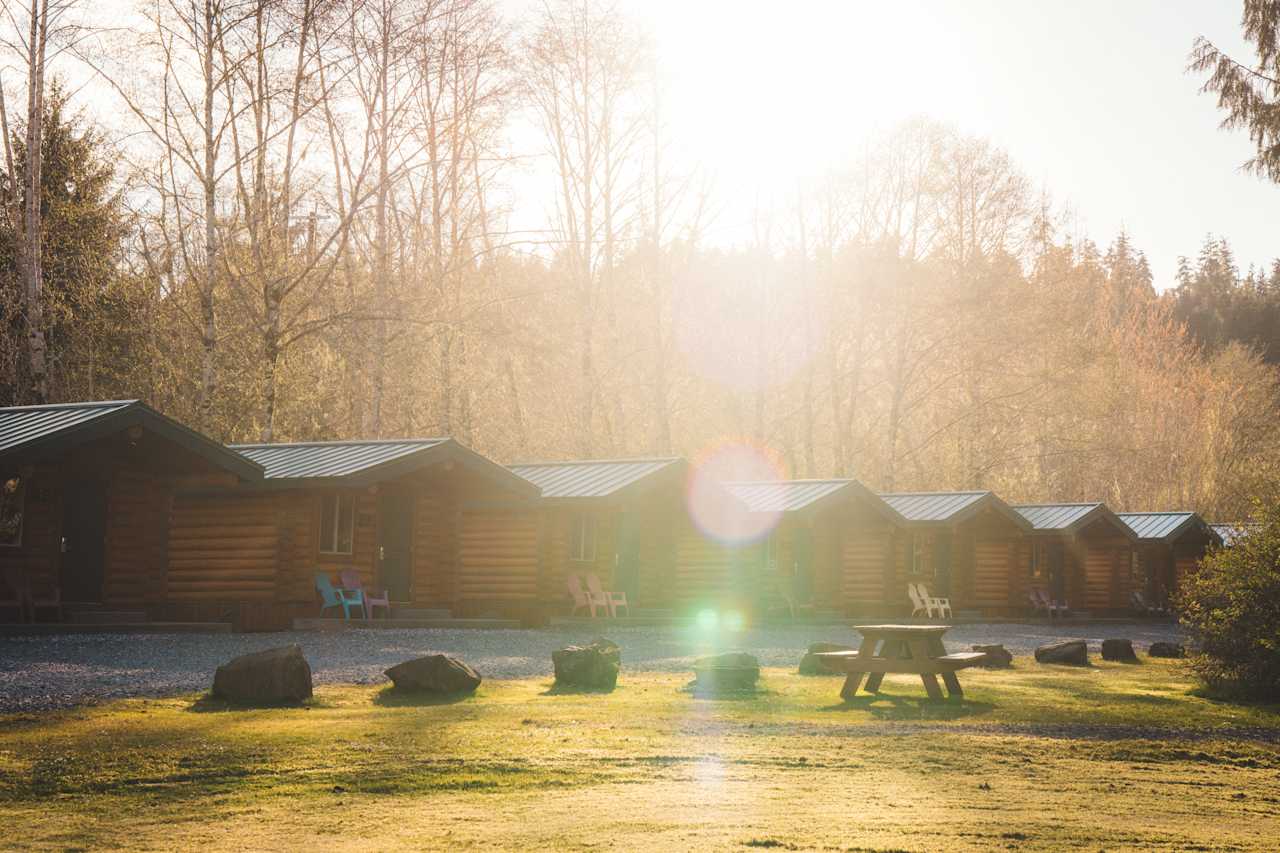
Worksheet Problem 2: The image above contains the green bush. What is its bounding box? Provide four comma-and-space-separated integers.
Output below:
1178, 503, 1280, 701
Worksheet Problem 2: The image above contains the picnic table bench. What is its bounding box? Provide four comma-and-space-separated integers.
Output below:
816, 624, 985, 701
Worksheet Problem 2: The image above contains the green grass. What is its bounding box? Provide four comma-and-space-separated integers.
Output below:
2, 658, 1280, 850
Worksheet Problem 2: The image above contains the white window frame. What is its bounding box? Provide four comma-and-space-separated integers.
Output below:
319, 493, 355, 555
569, 513, 596, 562
0, 473, 23, 548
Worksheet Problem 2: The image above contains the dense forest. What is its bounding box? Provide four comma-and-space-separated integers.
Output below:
1, 0, 1279, 520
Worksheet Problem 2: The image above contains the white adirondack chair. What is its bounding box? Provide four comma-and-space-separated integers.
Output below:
916, 582, 952, 618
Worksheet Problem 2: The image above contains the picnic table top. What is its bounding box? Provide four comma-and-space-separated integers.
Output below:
851, 624, 951, 635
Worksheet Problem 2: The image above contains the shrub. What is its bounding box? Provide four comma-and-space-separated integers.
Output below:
1178, 502, 1280, 701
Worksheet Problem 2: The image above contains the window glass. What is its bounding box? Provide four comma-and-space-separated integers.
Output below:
910, 532, 931, 576
0, 474, 23, 547
570, 513, 596, 562
320, 494, 355, 555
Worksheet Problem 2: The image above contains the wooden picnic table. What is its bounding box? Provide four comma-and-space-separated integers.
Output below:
816, 624, 986, 701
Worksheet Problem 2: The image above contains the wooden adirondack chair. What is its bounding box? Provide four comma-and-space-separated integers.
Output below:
907, 583, 933, 618
339, 568, 390, 620
315, 572, 363, 619
586, 573, 628, 618
916, 582, 952, 618
568, 573, 609, 618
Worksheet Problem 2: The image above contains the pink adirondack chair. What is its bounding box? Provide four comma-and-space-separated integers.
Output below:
585, 573, 629, 618
340, 568, 390, 620
567, 573, 607, 618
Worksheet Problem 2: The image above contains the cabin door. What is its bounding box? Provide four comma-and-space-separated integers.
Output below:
614, 512, 642, 605
61, 479, 107, 603
377, 492, 413, 602
933, 532, 953, 596
1048, 542, 1067, 601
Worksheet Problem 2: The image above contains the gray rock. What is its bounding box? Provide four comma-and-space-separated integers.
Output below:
1101, 639, 1138, 662
1147, 641, 1186, 659
972, 644, 1013, 668
693, 651, 760, 691
384, 654, 481, 694
1034, 639, 1089, 666
552, 638, 620, 690
211, 644, 312, 705
798, 642, 854, 675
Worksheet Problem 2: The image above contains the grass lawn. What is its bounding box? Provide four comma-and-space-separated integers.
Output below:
2, 658, 1279, 851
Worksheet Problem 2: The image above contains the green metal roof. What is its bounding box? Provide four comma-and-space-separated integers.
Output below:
725, 479, 902, 522
232, 437, 537, 495
879, 490, 1032, 530
1118, 512, 1221, 545
0, 400, 262, 480
507, 457, 683, 500
1014, 503, 1136, 540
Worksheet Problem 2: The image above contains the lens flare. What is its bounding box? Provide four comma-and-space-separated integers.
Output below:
686, 437, 785, 546
696, 608, 719, 631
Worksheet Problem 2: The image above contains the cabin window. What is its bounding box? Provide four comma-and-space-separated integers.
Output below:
0, 473, 23, 547
1029, 542, 1049, 581
909, 532, 931, 576
569, 513, 596, 562
319, 494, 355, 555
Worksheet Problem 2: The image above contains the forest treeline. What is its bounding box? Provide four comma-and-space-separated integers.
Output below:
0, 0, 1278, 520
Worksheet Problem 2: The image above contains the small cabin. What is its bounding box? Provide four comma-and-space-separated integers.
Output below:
506, 458, 687, 614
1117, 512, 1221, 606
878, 491, 1032, 616
1013, 503, 1138, 614
1209, 523, 1254, 549
0, 400, 263, 621
173, 438, 540, 628
721, 479, 905, 617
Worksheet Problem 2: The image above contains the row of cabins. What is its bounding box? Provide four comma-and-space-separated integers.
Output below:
0, 400, 1228, 629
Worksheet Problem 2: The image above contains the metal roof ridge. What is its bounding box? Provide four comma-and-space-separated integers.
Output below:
727, 478, 854, 485
1013, 502, 1102, 508
508, 456, 682, 467
231, 437, 450, 449
0, 399, 137, 413
1117, 510, 1196, 516
879, 490, 990, 497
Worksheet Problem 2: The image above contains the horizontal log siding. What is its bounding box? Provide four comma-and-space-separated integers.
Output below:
674, 523, 736, 608
167, 494, 279, 601
841, 524, 893, 614
410, 488, 452, 607
455, 508, 540, 602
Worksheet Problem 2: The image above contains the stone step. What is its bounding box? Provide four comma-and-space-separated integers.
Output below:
389, 608, 452, 620
69, 610, 148, 624
0, 622, 233, 636
292, 617, 520, 631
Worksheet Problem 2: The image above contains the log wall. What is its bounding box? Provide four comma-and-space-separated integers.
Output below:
167, 493, 280, 602
0, 464, 60, 601
455, 508, 541, 605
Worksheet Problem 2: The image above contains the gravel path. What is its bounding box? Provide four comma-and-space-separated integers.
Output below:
0, 621, 1185, 713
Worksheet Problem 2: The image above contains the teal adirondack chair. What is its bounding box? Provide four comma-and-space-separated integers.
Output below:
315, 572, 364, 619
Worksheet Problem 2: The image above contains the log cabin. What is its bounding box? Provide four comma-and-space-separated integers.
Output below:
1012, 503, 1139, 614
0, 400, 264, 621
719, 480, 906, 617
505, 458, 687, 614
877, 491, 1033, 616
171, 437, 541, 628
1117, 512, 1222, 606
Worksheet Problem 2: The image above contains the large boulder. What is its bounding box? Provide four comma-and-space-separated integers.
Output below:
385, 655, 481, 694
552, 638, 620, 690
693, 651, 760, 692
1147, 641, 1186, 659
212, 644, 313, 705
1034, 639, 1089, 666
798, 642, 854, 675
1101, 639, 1138, 662
972, 644, 1013, 668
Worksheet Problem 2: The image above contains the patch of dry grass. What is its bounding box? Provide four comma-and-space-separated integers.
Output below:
1, 659, 1278, 850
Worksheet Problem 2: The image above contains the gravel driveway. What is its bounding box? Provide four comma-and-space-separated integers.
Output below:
0, 621, 1185, 712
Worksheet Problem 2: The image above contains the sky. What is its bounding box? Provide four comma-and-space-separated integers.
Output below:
509, 0, 1275, 289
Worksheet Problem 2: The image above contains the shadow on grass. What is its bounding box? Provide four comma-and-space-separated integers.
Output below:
187, 693, 316, 713
819, 693, 996, 720
371, 686, 477, 707
540, 681, 617, 696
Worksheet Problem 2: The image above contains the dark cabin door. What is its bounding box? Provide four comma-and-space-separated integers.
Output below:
61, 480, 107, 603
1048, 541, 1067, 601
377, 492, 413, 602
614, 512, 642, 605
933, 532, 953, 596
